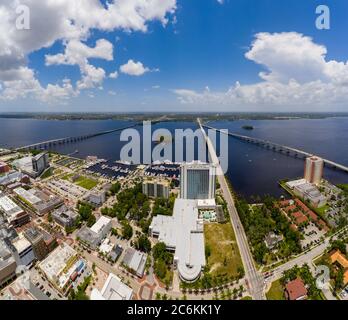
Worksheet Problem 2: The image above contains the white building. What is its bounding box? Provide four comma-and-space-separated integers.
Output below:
12, 234, 36, 267
149, 199, 206, 283
0, 193, 29, 227
293, 183, 327, 208
90, 273, 133, 300
38, 243, 78, 293
286, 179, 327, 208
90, 216, 112, 239
77, 216, 112, 249
304, 156, 324, 185
122, 248, 147, 278
180, 162, 216, 200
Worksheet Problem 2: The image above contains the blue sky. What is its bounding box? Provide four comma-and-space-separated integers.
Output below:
1, 0, 348, 112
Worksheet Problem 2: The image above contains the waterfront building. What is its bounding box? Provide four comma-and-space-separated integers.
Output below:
142, 178, 170, 199
180, 162, 216, 200
304, 156, 324, 185
12, 153, 49, 178
149, 199, 206, 283
32, 153, 49, 175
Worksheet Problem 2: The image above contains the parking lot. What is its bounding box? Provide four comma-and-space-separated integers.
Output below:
30, 268, 65, 300
300, 223, 326, 250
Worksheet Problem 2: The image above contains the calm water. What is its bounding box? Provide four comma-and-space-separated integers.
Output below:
1, 117, 347, 200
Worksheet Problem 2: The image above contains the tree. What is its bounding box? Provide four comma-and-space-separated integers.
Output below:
110, 182, 121, 195
335, 269, 344, 291
331, 240, 347, 254
154, 259, 167, 279
136, 235, 151, 253
87, 214, 96, 228
122, 221, 133, 240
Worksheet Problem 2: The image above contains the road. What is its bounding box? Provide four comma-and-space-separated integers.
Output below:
267, 226, 348, 300
198, 118, 265, 300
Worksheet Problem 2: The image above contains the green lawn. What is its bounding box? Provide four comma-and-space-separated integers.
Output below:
338, 184, 348, 192
266, 279, 285, 300
40, 168, 54, 179
75, 176, 99, 190
204, 223, 243, 278
241, 296, 252, 300
314, 204, 330, 216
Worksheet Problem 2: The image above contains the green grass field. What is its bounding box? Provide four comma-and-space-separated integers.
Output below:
204, 223, 243, 278
266, 279, 285, 300
75, 176, 98, 190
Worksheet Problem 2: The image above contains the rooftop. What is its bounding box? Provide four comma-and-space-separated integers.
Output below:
39, 243, 78, 290
90, 216, 111, 234
150, 199, 206, 282
91, 273, 133, 300
285, 278, 308, 300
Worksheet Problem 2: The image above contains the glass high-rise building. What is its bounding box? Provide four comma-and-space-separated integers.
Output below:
180, 162, 216, 200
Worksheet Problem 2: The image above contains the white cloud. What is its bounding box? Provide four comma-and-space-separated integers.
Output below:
0, 0, 177, 103
174, 32, 348, 110
109, 71, 119, 79
45, 39, 113, 67
120, 59, 150, 76
108, 90, 117, 95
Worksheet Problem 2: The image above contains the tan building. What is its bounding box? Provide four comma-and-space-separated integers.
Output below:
142, 178, 170, 199
304, 156, 324, 185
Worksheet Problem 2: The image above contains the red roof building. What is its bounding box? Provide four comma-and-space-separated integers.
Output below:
285, 278, 308, 300
292, 211, 308, 225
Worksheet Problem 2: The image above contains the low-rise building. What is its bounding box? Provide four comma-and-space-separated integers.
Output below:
86, 191, 106, 206
0, 240, 17, 288
0, 193, 29, 227
90, 273, 133, 300
122, 248, 147, 278
0, 162, 10, 174
0, 274, 49, 300
329, 250, 348, 285
0, 171, 27, 187
38, 243, 79, 294
77, 216, 112, 249
14, 187, 63, 216
149, 199, 206, 283
264, 232, 283, 250
12, 234, 36, 267
52, 205, 79, 228
284, 278, 308, 300
109, 244, 123, 263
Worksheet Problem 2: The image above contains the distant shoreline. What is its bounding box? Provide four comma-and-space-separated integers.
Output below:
0, 112, 348, 122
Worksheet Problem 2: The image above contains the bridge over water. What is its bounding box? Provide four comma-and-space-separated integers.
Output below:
203, 125, 348, 174
15, 122, 140, 152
